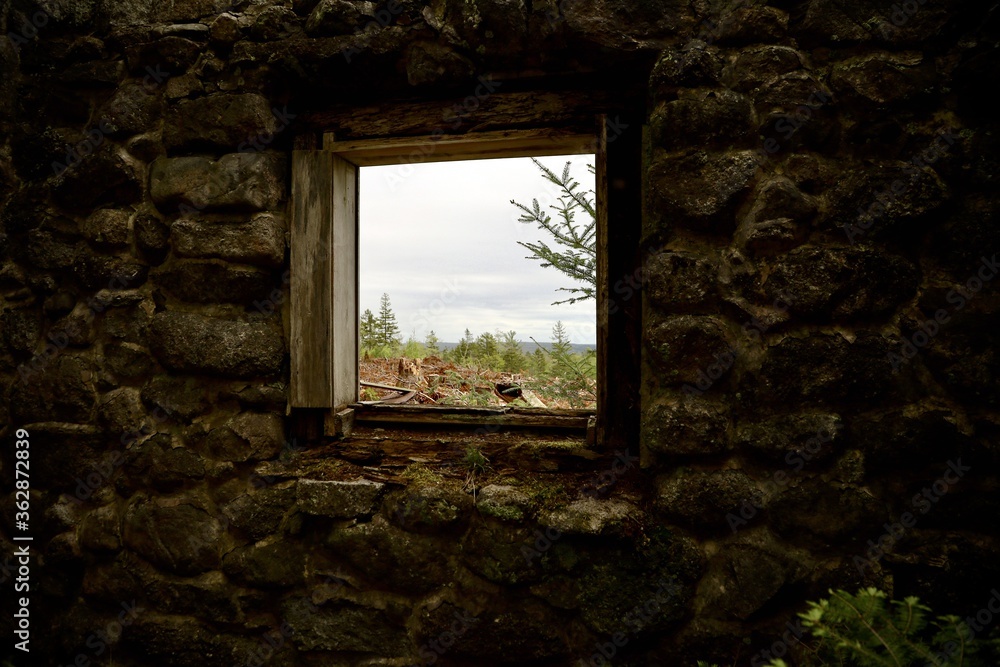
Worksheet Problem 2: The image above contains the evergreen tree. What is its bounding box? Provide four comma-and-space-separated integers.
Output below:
360, 309, 377, 350
511, 159, 596, 305
425, 330, 440, 356
375, 293, 402, 349
474, 331, 499, 360
551, 320, 572, 356
501, 330, 524, 373
451, 328, 475, 363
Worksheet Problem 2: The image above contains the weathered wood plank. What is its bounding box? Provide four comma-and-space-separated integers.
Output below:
305, 90, 616, 140
331, 154, 359, 409
291, 150, 335, 407
326, 128, 594, 166
355, 405, 592, 418
351, 405, 591, 430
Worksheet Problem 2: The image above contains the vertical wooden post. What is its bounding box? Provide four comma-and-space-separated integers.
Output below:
597, 114, 642, 450
290, 150, 359, 408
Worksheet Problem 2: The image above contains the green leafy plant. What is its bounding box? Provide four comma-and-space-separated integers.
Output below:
699, 588, 1000, 667
463, 446, 492, 498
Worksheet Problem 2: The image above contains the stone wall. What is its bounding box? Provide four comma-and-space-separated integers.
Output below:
1, 0, 999, 664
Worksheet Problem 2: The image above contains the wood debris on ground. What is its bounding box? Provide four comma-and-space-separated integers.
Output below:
358, 356, 594, 409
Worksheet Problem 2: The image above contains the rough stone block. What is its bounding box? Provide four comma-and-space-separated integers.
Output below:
223, 541, 306, 588
462, 520, 548, 585
737, 217, 802, 255
326, 517, 450, 595
849, 404, 974, 470
123, 498, 223, 575
382, 480, 472, 533
712, 4, 788, 44
642, 398, 731, 457
768, 479, 885, 542
149, 311, 285, 378
119, 433, 206, 495
79, 504, 122, 553
53, 146, 142, 212
297, 478, 385, 518
825, 159, 950, 239
97, 387, 147, 434
742, 177, 817, 226
736, 413, 843, 463
656, 469, 760, 528
100, 82, 164, 136
140, 375, 210, 419
171, 213, 285, 267
124, 615, 263, 667
762, 246, 919, 320
283, 598, 408, 654
650, 89, 755, 151
722, 45, 803, 92
1, 307, 41, 357
223, 483, 296, 541
700, 544, 798, 620
82, 209, 131, 246
73, 253, 149, 291
646, 315, 736, 386
204, 412, 284, 462
150, 153, 286, 212
751, 332, 898, 405
476, 484, 533, 522
163, 94, 280, 153
648, 150, 761, 234
415, 600, 568, 661
104, 342, 156, 380
9, 354, 96, 423
153, 260, 275, 305
650, 46, 722, 92
540, 498, 640, 537
831, 52, 926, 104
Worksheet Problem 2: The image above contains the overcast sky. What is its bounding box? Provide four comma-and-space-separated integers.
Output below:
359, 154, 596, 345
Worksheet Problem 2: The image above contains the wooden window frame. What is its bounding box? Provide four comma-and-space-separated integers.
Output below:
290, 99, 641, 450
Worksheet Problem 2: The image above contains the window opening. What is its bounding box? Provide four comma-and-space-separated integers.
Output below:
358, 155, 597, 411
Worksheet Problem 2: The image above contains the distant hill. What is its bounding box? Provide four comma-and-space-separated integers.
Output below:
438, 341, 595, 354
